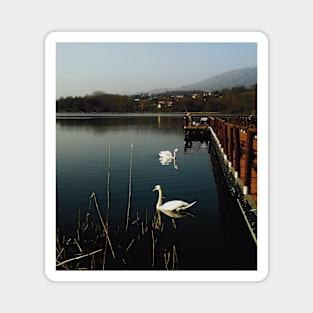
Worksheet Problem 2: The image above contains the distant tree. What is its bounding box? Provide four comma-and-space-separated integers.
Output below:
56, 86, 256, 114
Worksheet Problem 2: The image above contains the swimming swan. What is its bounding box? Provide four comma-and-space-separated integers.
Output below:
152, 185, 196, 216
159, 148, 178, 160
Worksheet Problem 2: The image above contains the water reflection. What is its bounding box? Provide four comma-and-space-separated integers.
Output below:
184, 140, 210, 152
158, 157, 178, 169
158, 208, 194, 219
57, 114, 183, 136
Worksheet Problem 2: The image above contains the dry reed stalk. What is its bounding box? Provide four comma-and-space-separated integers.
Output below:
77, 209, 81, 241
56, 233, 62, 253
151, 230, 155, 268
74, 238, 83, 253
90, 192, 116, 260
91, 254, 96, 269
103, 145, 111, 269
171, 219, 177, 229
83, 212, 90, 232
164, 250, 170, 270
56, 248, 103, 267
131, 211, 140, 228
56, 247, 64, 261
125, 142, 133, 233
102, 239, 108, 270
56, 234, 67, 261
163, 245, 178, 270
160, 223, 164, 232
75, 267, 88, 270
131, 216, 140, 225
56, 258, 70, 270
153, 211, 162, 230
144, 209, 149, 234
105, 146, 111, 226
125, 238, 135, 252
172, 245, 178, 270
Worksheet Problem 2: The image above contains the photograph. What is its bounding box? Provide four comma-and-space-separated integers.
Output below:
45, 32, 268, 281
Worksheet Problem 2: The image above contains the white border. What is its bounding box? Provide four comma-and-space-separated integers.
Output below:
45, 32, 268, 282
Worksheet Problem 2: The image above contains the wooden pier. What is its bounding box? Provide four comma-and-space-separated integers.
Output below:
183, 114, 258, 245
183, 115, 211, 142
208, 117, 257, 206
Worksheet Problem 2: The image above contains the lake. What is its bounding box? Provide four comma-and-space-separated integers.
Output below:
56, 113, 256, 270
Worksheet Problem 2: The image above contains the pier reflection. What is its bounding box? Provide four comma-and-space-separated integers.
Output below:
209, 143, 257, 269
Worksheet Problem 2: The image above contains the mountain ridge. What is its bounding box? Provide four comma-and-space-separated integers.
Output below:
149, 67, 257, 94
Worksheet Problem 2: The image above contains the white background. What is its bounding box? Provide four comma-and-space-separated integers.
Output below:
1, 1, 312, 312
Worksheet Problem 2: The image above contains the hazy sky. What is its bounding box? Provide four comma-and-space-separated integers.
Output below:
56, 42, 257, 99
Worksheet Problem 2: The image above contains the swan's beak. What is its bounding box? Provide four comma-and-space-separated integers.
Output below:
152, 187, 157, 192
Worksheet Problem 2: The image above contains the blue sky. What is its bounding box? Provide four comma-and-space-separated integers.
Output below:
56, 42, 257, 99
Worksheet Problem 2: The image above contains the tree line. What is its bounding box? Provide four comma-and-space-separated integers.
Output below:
56, 85, 257, 114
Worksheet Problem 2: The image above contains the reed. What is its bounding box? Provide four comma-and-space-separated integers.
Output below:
103, 145, 111, 269
74, 238, 83, 254
151, 229, 155, 268
56, 205, 181, 270
164, 245, 179, 270
77, 209, 81, 241
172, 245, 178, 269
56, 248, 103, 268
125, 238, 135, 252
106, 146, 111, 226
125, 142, 133, 233
90, 192, 115, 260
164, 250, 170, 270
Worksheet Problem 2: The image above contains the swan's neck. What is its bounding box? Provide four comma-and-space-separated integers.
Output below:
173, 150, 176, 159
156, 189, 163, 209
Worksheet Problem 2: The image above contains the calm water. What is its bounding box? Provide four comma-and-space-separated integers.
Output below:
56, 113, 256, 270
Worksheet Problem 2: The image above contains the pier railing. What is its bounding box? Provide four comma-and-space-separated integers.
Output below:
208, 116, 257, 244
208, 117, 257, 204
182, 114, 258, 244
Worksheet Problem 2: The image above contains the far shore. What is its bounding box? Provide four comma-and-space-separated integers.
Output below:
56, 111, 252, 116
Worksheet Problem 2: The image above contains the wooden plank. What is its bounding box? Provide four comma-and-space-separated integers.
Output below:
185, 125, 209, 130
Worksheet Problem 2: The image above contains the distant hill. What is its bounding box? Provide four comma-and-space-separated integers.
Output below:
149, 67, 257, 94
178, 67, 257, 91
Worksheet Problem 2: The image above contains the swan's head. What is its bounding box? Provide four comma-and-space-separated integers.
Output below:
174, 148, 179, 153
152, 185, 161, 192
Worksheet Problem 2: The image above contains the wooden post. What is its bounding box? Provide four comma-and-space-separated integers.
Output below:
217, 119, 221, 139
228, 125, 233, 163
219, 119, 223, 141
244, 130, 254, 190
234, 127, 240, 177
223, 124, 228, 156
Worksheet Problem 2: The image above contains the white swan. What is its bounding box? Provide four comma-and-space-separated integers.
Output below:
159, 148, 178, 160
152, 185, 196, 217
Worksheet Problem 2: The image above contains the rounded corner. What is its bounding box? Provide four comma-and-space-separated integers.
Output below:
256, 268, 269, 282
256, 31, 269, 44
45, 31, 57, 45
44, 268, 57, 282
